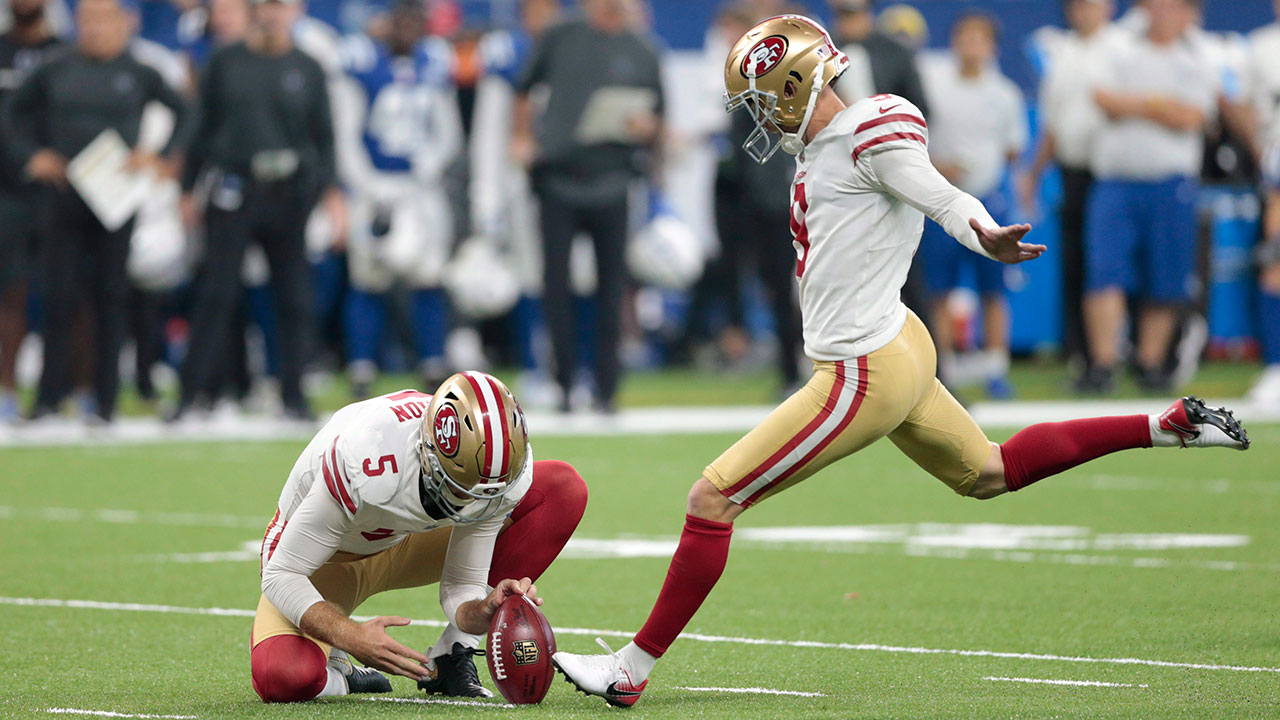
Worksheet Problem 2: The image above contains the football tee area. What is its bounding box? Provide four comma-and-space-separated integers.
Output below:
2, 368, 1277, 719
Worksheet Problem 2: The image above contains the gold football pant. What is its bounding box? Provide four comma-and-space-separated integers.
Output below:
250, 527, 454, 653
705, 311, 993, 507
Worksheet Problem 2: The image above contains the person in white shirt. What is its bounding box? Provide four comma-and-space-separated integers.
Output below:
921, 11, 1027, 397
249, 372, 588, 703
1020, 0, 1120, 372
1081, 0, 1215, 393
549, 15, 1250, 708
1246, 1, 1280, 404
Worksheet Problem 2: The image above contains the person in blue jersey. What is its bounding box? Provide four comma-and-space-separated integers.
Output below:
334, 0, 462, 399
468, 0, 560, 406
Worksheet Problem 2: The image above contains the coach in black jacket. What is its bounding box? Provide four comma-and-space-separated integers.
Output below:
174, 0, 339, 422
1, 0, 190, 422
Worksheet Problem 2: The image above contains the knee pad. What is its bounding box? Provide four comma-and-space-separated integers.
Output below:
250, 635, 327, 703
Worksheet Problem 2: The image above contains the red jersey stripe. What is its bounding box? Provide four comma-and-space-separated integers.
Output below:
726, 360, 847, 496
259, 509, 280, 571
743, 356, 869, 507
461, 373, 494, 476
852, 131, 926, 162
330, 441, 357, 513
266, 519, 288, 562
854, 113, 926, 135
322, 440, 357, 514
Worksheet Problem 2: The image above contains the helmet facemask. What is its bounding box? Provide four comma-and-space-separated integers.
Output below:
419, 437, 523, 525
724, 61, 828, 164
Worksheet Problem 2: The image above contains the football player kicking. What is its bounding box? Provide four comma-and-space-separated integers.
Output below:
250, 372, 587, 702
552, 14, 1250, 707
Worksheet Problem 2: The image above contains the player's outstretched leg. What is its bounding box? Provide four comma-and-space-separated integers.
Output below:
420, 460, 589, 698
553, 477, 735, 707
981, 396, 1248, 497
251, 635, 390, 703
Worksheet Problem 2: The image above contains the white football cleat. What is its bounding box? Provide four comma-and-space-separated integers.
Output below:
552, 639, 648, 708
1158, 396, 1250, 450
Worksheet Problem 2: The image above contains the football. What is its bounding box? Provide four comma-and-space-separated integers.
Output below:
487, 594, 556, 704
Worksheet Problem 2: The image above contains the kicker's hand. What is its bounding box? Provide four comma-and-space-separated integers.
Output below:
486, 577, 542, 611
969, 218, 1044, 265
454, 578, 542, 634
347, 616, 432, 681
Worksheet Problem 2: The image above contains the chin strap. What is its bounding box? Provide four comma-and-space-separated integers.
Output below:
779, 68, 826, 155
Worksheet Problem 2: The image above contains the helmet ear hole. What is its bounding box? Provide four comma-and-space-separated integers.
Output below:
783, 80, 797, 100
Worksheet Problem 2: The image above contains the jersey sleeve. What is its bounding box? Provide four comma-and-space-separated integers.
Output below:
260, 480, 353, 626
866, 144, 998, 261
438, 514, 503, 626
848, 96, 929, 164
319, 430, 372, 518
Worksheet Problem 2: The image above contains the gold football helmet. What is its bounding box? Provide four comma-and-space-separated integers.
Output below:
420, 371, 530, 524
723, 14, 849, 164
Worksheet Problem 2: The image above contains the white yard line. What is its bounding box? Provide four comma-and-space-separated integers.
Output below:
0, 506, 264, 529
1, 399, 1274, 447
364, 696, 514, 709
674, 686, 825, 697
4, 596, 1278, 675
44, 709, 197, 719
983, 676, 1149, 688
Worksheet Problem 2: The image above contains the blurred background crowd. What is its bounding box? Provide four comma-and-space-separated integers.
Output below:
0, 0, 1277, 425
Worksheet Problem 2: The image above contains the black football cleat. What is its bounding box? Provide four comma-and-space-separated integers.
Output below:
345, 665, 392, 694
1159, 396, 1250, 450
328, 651, 391, 695
418, 643, 494, 698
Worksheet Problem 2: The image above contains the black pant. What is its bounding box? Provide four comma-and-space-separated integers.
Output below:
714, 182, 802, 386
181, 181, 314, 411
1060, 165, 1093, 364
35, 189, 132, 420
537, 188, 628, 407
129, 287, 163, 401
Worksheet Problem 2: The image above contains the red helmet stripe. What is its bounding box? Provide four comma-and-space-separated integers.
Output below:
484, 375, 511, 477
461, 372, 495, 476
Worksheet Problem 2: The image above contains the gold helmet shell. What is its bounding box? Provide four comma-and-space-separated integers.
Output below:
723, 14, 849, 163
420, 371, 530, 524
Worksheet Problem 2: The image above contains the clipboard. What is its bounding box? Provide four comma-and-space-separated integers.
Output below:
574, 86, 659, 145
66, 128, 155, 232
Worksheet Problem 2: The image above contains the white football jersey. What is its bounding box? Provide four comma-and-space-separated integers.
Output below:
1248, 23, 1280, 150
264, 389, 532, 560
789, 93, 999, 362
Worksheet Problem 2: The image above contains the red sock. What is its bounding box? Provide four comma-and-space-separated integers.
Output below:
633, 514, 733, 658
250, 635, 328, 703
488, 460, 588, 586
1001, 415, 1151, 491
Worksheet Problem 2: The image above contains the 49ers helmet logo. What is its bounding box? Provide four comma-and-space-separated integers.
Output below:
434, 404, 460, 457
741, 35, 787, 78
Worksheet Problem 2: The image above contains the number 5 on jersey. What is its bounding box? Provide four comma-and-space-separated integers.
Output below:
363, 454, 399, 476
790, 181, 810, 278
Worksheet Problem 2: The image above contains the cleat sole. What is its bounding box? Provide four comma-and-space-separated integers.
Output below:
1184, 397, 1251, 450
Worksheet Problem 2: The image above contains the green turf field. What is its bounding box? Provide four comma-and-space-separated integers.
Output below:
1, 421, 1277, 719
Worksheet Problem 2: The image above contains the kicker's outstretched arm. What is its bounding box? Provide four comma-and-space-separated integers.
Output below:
867, 146, 1044, 264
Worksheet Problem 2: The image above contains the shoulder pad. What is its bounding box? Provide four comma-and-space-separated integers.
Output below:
339, 34, 379, 75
